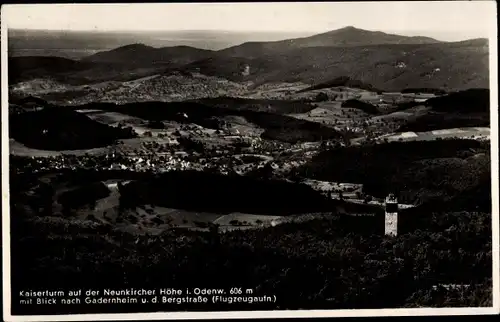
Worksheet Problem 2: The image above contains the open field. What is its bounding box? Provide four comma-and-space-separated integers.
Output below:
9, 139, 112, 157
77, 109, 183, 136
77, 109, 145, 125
369, 105, 431, 122
378, 127, 490, 142
214, 213, 284, 227
302, 179, 363, 194
289, 103, 371, 127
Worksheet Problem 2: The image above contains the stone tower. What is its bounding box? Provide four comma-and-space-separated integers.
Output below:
384, 193, 398, 236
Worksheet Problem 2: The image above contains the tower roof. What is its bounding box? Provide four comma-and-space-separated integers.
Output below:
385, 193, 398, 203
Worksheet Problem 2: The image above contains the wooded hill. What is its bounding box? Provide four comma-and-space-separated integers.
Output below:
9, 27, 489, 92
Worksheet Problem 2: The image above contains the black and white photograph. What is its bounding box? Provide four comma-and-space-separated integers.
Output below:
2, 1, 499, 320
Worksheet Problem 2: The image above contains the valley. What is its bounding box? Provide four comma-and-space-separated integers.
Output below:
6, 24, 493, 313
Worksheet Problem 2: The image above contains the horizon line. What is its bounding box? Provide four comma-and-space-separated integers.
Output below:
7, 25, 486, 34
6, 26, 490, 43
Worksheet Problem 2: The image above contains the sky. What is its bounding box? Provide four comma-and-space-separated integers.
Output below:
2, 1, 497, 41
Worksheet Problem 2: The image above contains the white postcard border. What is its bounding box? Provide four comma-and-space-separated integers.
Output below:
2, 2, 499, 321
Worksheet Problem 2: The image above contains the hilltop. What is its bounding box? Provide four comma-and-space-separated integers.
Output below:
218, 26, 441, 58
184, 41, 489, 91
82, 44, 214, 65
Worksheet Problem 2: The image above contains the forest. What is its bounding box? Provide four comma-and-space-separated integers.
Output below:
297, 139, 491, 205
397, 112, 490, 132
9, 106, 137, 150
424, 88, 489, 113
8, 150, 493, 314
10, 206, 492, 314
117, 170, 333, 215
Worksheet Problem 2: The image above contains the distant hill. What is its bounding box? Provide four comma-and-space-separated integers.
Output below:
445, 38, 489, 47
8, 27, 489, 92
219, 26, 441, 58
7, 29, 318, 56
183, 41, 489, 92
9, 46, 215, 85
82, 44, 214, 65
